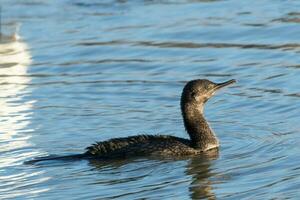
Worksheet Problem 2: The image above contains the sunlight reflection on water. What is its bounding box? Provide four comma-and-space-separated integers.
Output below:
0, 34, 50, 198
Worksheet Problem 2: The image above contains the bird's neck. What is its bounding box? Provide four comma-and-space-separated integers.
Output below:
182, 104, 219, 150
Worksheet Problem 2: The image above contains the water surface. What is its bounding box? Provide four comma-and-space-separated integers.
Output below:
1, 0, 300, 199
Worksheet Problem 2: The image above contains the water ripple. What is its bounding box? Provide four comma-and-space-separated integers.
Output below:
77, 40, 300, 51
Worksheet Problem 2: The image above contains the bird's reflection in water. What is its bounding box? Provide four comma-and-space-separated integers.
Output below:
88, 149, 219, 199
186, 149, 219, 200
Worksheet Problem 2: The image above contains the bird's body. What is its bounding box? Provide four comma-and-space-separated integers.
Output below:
86, 135, 197, 158
26, 79, 235, 164
83, 79, 235, 159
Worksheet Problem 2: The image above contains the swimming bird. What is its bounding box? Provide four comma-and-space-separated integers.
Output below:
26, 79, 235, 163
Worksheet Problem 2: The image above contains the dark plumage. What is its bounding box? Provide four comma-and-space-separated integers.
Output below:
26, 79, 236, 164
85, 135, 193, 158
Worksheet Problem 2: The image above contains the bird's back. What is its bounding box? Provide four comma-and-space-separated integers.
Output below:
85, 135, 198, 158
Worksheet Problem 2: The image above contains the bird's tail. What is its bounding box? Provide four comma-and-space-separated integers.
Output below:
24, 153, 88, 164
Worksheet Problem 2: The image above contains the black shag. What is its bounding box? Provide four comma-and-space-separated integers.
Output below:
26, 79, 236, 163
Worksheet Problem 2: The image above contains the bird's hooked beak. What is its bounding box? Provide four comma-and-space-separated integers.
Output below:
203, 79, 236, 103
214, 79, 236, 91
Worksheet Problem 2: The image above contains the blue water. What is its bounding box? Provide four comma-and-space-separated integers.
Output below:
1, 0, 300, 199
